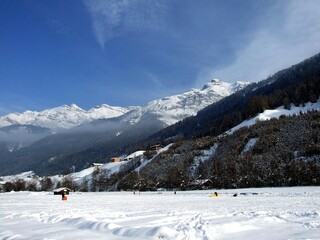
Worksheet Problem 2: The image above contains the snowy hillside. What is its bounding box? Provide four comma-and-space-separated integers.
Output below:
0, 104, 133, 130
0, 187, 319, 239
226, 99, 320, 135
121, 79, 250, 126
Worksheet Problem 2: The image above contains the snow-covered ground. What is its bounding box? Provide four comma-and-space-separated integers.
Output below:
226, 99, 320, 135
0, 187, 319, 240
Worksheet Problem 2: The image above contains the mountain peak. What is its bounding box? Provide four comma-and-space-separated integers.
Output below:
122, 78, 250, 126
70, 103, 81, 109
0, 79, 250, 130
60, 104, 82, 110
201, 79, 225, 90
211, 78, 222, 83
201, 79, 250, 93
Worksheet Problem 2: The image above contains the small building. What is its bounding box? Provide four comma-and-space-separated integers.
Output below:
53, 187, 71, 195
92, 163, 104, 170
111, 157, 123, 163
111, 151, 145, 162
188, 179, 213, 190
123, 150, 145, 161
149, 144, 163, 151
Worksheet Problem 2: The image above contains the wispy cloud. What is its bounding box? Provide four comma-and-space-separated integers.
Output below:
197, 0, 320, 84
83, 0, 168, 50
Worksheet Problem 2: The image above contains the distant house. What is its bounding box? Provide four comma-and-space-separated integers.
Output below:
188, 179, 213, 190
123, 150, 145, 161
53, 187, 71, 195
92, 163, 104, 170
111, 150, 145, 163
149, 144, 163, 151
111, 157, 123, 163
92, 163, 103, 167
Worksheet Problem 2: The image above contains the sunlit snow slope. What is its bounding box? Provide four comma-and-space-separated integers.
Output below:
226, 99, 320, 135
121, 80, 250, 126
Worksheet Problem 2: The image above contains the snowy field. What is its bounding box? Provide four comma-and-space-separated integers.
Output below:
0, 187, 319, 240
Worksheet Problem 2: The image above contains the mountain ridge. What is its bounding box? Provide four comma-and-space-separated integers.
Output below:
0, 79, 249, 175
0, 104, 133, 130
0, 80, 250, 130
1, 52, 320, 177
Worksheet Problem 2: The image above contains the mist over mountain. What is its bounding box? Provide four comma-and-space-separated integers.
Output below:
1, 52, 319, 178
0, 80, 248, 175
0, 125, 51, 153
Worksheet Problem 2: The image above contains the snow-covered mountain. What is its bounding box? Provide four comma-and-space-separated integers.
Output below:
121, 79, 250, 126
0, 79, 251, 176
0, 80, 249, 130
0, 104, 134, 130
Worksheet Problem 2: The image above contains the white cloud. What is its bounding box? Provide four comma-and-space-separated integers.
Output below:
83, 0, 168, 50
197, 0, 320, 85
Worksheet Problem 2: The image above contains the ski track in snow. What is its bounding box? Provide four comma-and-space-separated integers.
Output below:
0, 187, 319, 240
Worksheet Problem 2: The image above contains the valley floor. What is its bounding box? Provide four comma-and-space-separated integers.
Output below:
0, 187, 319, 240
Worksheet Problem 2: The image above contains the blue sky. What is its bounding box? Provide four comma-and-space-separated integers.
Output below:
1, 0, 320, 114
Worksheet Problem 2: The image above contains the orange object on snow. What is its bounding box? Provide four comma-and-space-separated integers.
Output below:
62, 195, 67, 201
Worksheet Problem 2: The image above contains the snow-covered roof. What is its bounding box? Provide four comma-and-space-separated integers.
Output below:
124, 150, 145, 160
53, 187, 71, 192
92, 163, 104, 166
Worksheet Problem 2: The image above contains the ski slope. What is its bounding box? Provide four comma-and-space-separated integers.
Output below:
0, 187, 319, 239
